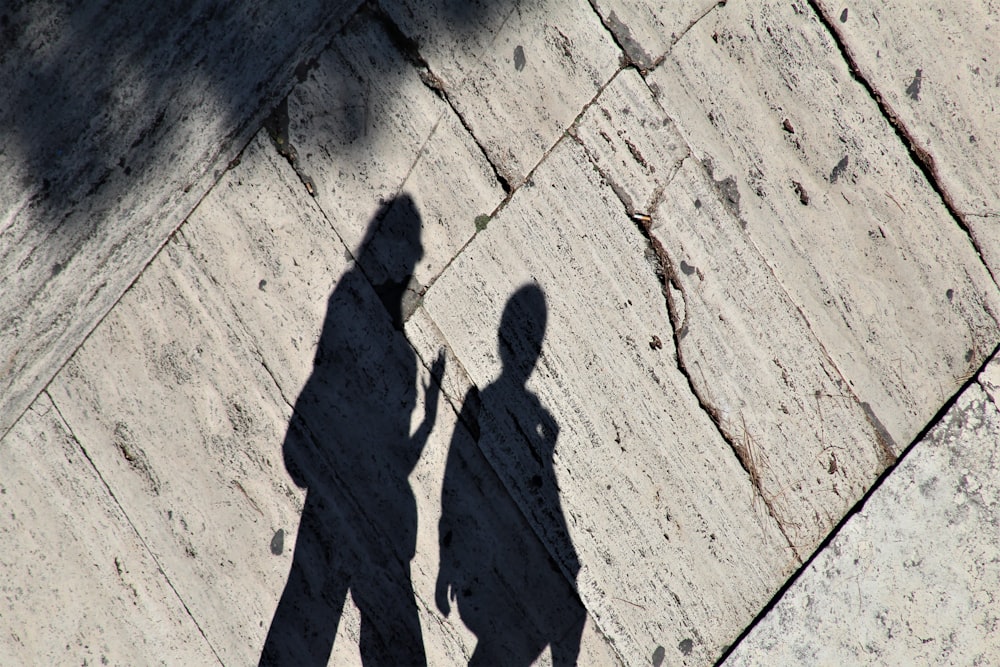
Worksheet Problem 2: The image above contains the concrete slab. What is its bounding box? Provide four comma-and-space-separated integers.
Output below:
285, 9, 506, 288
0, 0, 361, 440
573, 69, 890, 553
812, 1, 1000, 275
411, 135, 793, 665
650, 0, 1000, 452
725, 353, 1000, 665
387, 0, 622, 186
39, 128, 617, 665
588, 0, 720, 70
0, 393, 218, 665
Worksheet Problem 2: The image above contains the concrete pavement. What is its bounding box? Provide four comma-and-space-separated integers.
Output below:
2, 0, 998, 664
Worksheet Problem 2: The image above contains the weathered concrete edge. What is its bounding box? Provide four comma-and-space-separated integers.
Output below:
715, 338, 1000, 664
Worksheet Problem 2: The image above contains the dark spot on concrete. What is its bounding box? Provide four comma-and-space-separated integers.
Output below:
51, 262, 62, 276
718, 175, 740, 214
782, 118, 795, 133
605, 11, 655, 70
906, 68, 923, 101
860, 401, 897, 465
969, 135, 977, 143
270, 529, 284, 556
792, 180, 810, 205
830, 155, 849, 183
652, 645, 666, 666
694, 198, 702, 209
624, 138, 650, 170
966, 348, 974, 362
258, 279, 267, 291
702, 157, 741, 217
294, 56, 319, 82
946, 288, 954, 301
840, 7, 848, 22
678, 638, 694, 655
680, 260, 696, 275
513, 45, 526, 72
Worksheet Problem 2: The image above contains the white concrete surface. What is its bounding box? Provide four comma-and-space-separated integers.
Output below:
2, 0, 999, 664
725, 353, 1000, 665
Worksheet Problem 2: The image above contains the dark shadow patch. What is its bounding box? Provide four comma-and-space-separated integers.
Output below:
437, 285, 586, 666
906, 68, 923, 101
259, 195, 442, 666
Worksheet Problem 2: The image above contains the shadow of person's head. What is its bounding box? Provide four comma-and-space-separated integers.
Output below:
498, 283, 547, 386
357, 193, 424, 329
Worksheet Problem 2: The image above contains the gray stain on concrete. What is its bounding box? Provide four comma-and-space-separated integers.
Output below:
605, 11, 654, 70
514, 45, 526, 71
830, 155, 849, 184
906, 68, 923, 101
270, 529, 284, 556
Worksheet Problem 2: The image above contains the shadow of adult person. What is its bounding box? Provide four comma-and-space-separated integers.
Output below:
436, 284, 586, 666
260, 194, 444, 666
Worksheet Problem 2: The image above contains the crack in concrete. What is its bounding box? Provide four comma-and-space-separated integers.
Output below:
370, 2, 512, 196
627, 65, 902, 479
572, 135, 802, 561
720, 336, 1000, 663
671, 0, 729, 50
806, 0, 1000, 293
253, 347, 296, 413
44, 391, 225, 666
632, 207, 803, 563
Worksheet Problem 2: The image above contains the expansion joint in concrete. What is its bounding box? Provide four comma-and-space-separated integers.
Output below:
805, 0, 1000, 293
368, 1, 512, 198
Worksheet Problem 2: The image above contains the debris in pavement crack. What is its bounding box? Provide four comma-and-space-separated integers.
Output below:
625, 206, 800, 558
263, 96, 317, 197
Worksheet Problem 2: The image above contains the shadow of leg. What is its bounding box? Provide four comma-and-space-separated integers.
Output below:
353, 559, 427, 667
259, 494, 349, 666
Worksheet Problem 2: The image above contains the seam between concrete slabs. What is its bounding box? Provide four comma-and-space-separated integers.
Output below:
630, 6, 982, 469
805, 0, 1000, 294
714, 337, 1000, 665
43, 389, 226, 666
0, 2, 369, 444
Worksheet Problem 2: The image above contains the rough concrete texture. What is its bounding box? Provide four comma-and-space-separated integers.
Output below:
412, 135, 794, 664
284, 10, 506, 289
0, 0, 362, 439
3, 0, 1000, 664
0, 393, 219, 665
588, 0, 720, 70
725, 353, 1000, 665
651, 0, 1000, 451
37, 132, 619, 666
574, 69, 890, 554
813, 0, 1000, 276
386, 0, 623, 187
